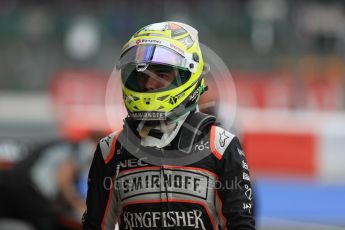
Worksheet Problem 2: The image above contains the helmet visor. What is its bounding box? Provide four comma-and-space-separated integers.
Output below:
119, 44, 188, 70
121, 64, 191, 92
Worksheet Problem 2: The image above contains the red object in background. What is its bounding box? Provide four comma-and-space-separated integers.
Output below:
305, 78, 343, 111
50, 70, 113, 141
234, 72, 292, 109
243, 131, 316, 177
233, 71, 344, 110
50, 70, 108, 106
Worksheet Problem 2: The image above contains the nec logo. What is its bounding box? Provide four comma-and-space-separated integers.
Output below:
119, 158, 148, 168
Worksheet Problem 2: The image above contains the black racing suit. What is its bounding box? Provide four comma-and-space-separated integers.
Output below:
83, 113, 255, 230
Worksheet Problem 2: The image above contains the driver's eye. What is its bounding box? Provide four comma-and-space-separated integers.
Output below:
157, 73, 168, 78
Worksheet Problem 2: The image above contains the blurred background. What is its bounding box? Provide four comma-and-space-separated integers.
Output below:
1, 0, 345, 229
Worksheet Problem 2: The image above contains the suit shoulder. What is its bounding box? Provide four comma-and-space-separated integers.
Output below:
210, 125, 236, 159
99, 130, 122, 161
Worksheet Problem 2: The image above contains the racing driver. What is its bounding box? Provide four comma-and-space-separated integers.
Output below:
82, 21, 255, 230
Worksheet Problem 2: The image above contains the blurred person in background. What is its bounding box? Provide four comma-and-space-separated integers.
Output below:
0, 137, 96, 230
0, 139, 32, 170
82, 22, 255, 230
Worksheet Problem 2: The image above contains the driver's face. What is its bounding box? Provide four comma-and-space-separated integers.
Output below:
137, 66, 177, 91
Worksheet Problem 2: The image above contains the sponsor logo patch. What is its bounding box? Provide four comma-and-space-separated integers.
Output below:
169, 92, 185, 105
218, 130, 229, 147
189, 88, 199, 102
101, 135, 112, 147
238, 148, 245, 157
123, 210, 206, 230
194, 141, 209, 151
141, 38, 162, 45
243, 172, 250, 181
243, 203, 252, 213
131, 111, 166, 120
244, 184, 253, 201
242, 160, 249, 170
116, 169, 209, 201
169, 43, 184, 54
120, 158, 148, 168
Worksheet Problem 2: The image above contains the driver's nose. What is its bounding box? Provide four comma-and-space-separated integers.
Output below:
144, 76, 159, 91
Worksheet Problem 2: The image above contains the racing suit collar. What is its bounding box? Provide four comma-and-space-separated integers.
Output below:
139, 112, 190, 148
